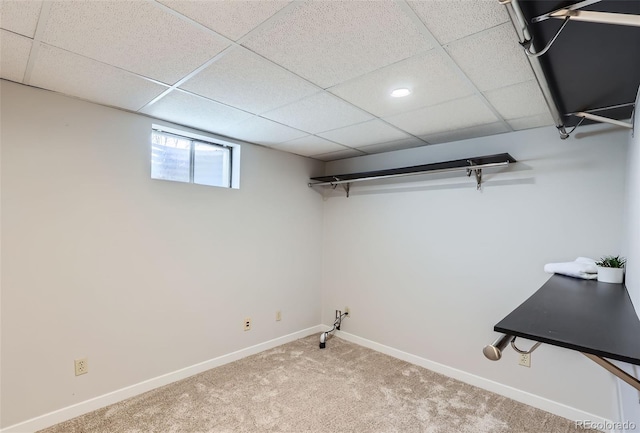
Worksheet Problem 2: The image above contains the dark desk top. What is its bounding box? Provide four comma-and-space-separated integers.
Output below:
495, 274, 640, 365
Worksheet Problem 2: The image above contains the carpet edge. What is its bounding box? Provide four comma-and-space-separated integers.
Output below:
1, 325, 325, 433
335, 330, 616, 432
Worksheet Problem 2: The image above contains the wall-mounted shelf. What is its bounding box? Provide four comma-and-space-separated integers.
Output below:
487, 274, 640, 392
308, 153, 517, 197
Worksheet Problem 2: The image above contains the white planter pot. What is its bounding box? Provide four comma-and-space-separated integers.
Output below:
597, 267, 624, 284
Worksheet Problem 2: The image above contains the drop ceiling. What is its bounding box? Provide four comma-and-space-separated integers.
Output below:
0, 0, 575, 161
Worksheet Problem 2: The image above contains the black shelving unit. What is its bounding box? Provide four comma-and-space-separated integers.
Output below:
308, 153, 516, 197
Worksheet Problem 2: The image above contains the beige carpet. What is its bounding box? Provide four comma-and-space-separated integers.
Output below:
39, 335, 599, 433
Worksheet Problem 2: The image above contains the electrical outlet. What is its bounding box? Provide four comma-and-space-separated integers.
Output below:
243, 318, 251, 331
519, 353, 531, 368
276, 311, 282, 321
75, 358, 88, 376
344, 306, 350, 316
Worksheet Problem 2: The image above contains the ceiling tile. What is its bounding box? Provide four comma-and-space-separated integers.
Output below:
484, 79, 550, 120
242, 0, 433, 88
180, 47, 318, 114
157, 0, 291, 41
445, 23, 534, 92
0, 0, 42, 37
508, 113, 555, 131
30, 44, 169, 111
420, 121, 509, 144
41, 1, 229, 84
312, 148, 366, 162
272, 135, 347, 157
220, 116, 307, 146
262, 92, 373, 134
0, 30, 31, 82
141, 90, 253, 133
408, 0, 509, 44
356, 137, 428, 154
329, 50, 473, 118
0, 1, 560, 163
318, 119, 410, 148
384, 95, 499, 136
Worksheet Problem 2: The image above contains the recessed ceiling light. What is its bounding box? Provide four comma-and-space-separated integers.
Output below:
390, 88, 411, 98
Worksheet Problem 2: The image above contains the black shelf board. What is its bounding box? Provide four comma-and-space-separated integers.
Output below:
310, 153, 516, 183
495, 274, 640, 365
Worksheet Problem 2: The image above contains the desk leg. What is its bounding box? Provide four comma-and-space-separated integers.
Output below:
583, 353, 640, 392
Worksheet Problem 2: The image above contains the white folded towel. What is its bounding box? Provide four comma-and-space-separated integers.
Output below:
574, 257, 598, 270
544, 257, 598, 280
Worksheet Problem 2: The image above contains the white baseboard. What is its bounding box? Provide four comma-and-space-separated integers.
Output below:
335, 330, 615, 431
3, 326, 617, 433
1, 326, 324, 433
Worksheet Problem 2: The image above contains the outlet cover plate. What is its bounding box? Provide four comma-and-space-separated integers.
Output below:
75, 358, 88, 376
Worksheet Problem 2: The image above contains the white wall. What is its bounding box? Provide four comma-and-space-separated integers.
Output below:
2, 78, 635, 429
618, 86, 640, 432
623, 87, 640, 320
0, 81, 324, 428
321, 124, 629, 422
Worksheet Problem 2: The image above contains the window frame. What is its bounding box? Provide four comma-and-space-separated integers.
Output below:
151, 124, 241, 189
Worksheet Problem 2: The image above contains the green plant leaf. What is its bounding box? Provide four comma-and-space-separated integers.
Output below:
597, 255, 626, 268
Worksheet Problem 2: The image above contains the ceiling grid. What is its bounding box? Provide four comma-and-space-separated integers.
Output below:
21, 0, 51, 84
395, 0, 515, 134
0, 0, 563, 161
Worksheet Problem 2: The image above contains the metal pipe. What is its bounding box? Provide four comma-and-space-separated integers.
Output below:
319, 331, 327, 348
546, 10, 640, 27
531, 0, 602, 23
567, 102, 636, 115
308, 161, 509, 187
483, 334, 514, 361
501, 0, 568, 139
574, 112, 633, 129
319, 310, 348, 349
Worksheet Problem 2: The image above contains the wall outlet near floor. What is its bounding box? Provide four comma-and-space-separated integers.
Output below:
519, 353, 531, 368
75, 358, 88, 376
276, 311, 282, 321
243, 318, 252, 331
344, 306, 350, 316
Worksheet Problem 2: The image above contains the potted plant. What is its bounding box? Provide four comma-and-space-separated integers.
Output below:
596, 255, 626, 283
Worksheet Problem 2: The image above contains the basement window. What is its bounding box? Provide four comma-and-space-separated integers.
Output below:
151, 126, 240, 188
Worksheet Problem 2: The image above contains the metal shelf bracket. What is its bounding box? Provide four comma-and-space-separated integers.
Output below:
511, 337, 542, 355
532, 1, 640, 28
583, 353, 640, 392
573, 112, 633, 129
484, 335, 640, 393
501, 0, 569, 141
343, 183, 350, 198
466, 161, 483, 190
